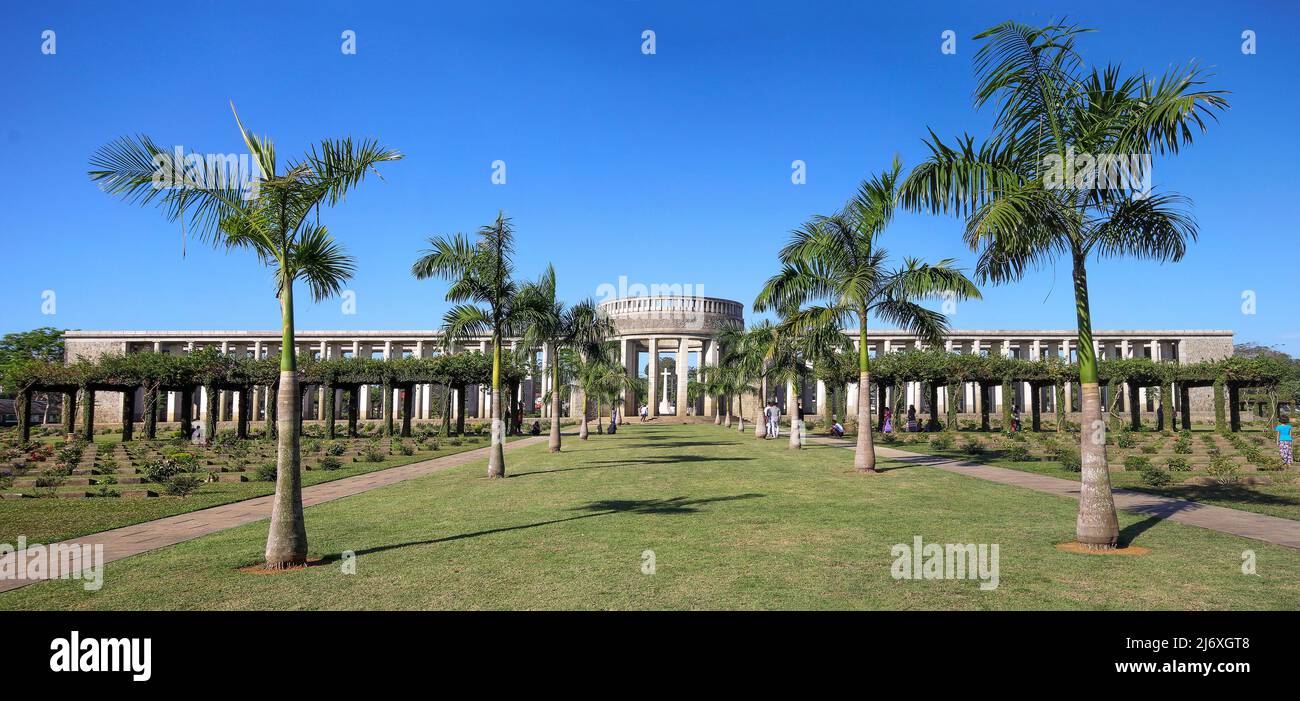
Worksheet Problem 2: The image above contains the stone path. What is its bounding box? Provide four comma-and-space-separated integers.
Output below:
0, 436, 547, 593
811, 436, 1300, 549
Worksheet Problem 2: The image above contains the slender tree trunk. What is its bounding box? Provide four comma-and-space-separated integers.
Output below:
724, 396, 732, 428
578, 385, 589, 439
455, 383, 467, 436
265, 281, 308, 569
736, 395, 745, 432
487, 334, 506, 478
1072, 255, 1119, 549
549, 346, 562, 452
855, 324, 878, 473
755, 376, 767, 438
789, 371, 802, 450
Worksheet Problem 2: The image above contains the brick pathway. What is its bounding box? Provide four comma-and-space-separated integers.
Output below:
811, 436, 1300, 549
0, 436, 546, 593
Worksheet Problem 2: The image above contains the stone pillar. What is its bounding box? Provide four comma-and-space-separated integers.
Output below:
623, 338, 638, 419
359, 384, 370, 420
816, 379, 828, 420
166, 391, 177, 422
647, 338, 659, 416
676, 337, 690, 417
218, 341, 230, 420
701, 338, 715, 419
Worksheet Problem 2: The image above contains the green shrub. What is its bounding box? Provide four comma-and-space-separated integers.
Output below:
142, 456, 190, 483
1058, 449, 1082, 472
1004, 444, 1031, 461
55, 441, 85, 469
1140, 466, 1172, 487
164, 473, 204, 497
960, 438, 985, 455
362, 439, 385, 463
393, 439, 415, 456
318, 456, 343, 471
1173, 437, 1193, 455
1253, 456, 1286, 472
1123, 455, 1152, 471
303, 439, 322, 454
1116, 432, 1137, 449
928, 434, 953, 450
1206, 456, 1239, 485
35, 474, 65, 488
1164, 456, 1191, 472
325, 442, 346, 456
1140, 444, 1158, 455
255, 462, 277, 482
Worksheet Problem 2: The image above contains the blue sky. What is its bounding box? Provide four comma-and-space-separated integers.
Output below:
2, 1, 1297, 352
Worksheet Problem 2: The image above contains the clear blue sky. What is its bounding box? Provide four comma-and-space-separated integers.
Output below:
2, 1, 1296, 352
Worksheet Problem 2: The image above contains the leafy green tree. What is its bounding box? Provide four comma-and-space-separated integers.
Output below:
898, 21, 1226, 547
89, 106, 400, 568
412, 211, 527, 478
0, 328, 65, 424
756, 159, 979, 464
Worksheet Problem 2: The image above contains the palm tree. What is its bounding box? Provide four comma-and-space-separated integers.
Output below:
898, 21, 1226, 547
412, 211, 526, 478
517, 265, 612, 452
88, 106, 400, 569
756, 159, 980, 465
570, 345, 632, 439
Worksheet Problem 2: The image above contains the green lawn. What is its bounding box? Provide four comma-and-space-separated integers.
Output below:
0, 437, 503, 543
2, 423, 1296, 610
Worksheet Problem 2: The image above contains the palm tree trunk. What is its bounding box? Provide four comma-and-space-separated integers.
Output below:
265, 281, 307, 569
755, 376, 767, 438
724, 396, 732, 428
488, 334, 506, 478
579, 387, 589, 440
548, 344, 562, 452
596, 396, 604, 434
1072, 256, 1119, 548
788, 372, 802, 450
736, 395, 745, 432
855, 324, 878, 473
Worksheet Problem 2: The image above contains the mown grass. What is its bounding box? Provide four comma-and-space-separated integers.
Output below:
2, 424, 1296, 611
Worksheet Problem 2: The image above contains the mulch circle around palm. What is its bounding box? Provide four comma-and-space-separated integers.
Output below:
1054, 541, 1150, 556
237, 557, 328, 574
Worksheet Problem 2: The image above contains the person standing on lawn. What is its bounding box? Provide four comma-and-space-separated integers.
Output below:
1278, 415, 1294, 467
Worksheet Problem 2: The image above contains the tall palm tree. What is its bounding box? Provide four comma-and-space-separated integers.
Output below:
412, 211, 525, 478
517, 264, 612, 452
756, 159, 980, 466
88, 106, 400, 569
899, 21, 1226, 548
570, 345, 631, 439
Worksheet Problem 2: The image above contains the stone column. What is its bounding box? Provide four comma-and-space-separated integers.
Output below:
218, 341, 230, 420
359, 384, 370, 420
816, 379, 828, 420
647, 338, 659, 417
623, 338, 638, 418
676, 337, 690, 417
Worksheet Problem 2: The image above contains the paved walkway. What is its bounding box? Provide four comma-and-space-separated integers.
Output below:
0, 436, 547, 593
810, 436, 1300, 549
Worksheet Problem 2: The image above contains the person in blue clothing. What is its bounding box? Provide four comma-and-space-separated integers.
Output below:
1277, 415, 1293, 467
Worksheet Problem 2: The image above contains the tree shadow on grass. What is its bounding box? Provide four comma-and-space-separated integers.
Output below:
509, 454, 755, 478
322, 493, 766, 561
